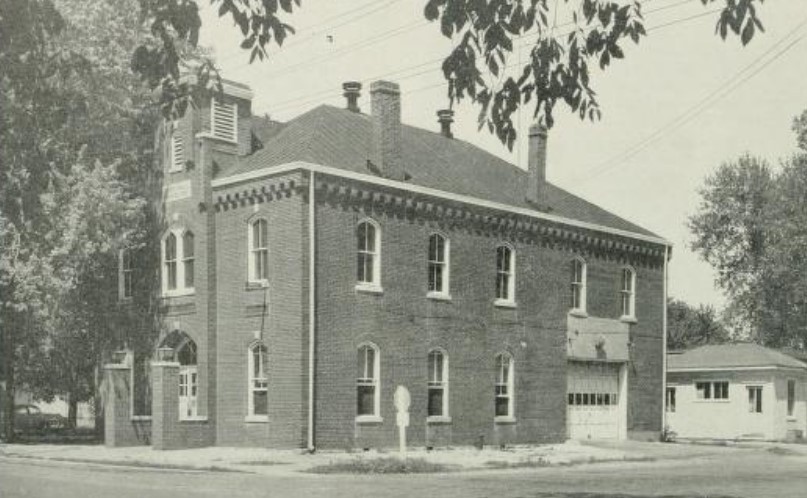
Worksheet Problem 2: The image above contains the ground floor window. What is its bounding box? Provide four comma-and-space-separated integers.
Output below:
787, 380, 796, 417
427, 349, 448, 417
495, 353, 514, 418
696, 381, 729, 400
747, 386, 763, 413
248, 342, 268, 417
177, 339, 198, 419
665, 387, 676, 413
357, 343, 380, 418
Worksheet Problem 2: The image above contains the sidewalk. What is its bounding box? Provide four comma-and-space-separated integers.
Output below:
0, 439, 791, 476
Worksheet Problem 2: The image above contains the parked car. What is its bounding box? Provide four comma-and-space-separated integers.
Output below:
13, 404, 67, 434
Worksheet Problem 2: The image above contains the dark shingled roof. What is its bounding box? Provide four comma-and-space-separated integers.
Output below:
230, 105, 659, 238
668, 343, 807, 371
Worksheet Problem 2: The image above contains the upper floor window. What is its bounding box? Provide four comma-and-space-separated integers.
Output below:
495, 245, 515, 304
162, 229, 194, 296
356, 220, 381, 289
119, 249, 134, 300
427, 233, 449, 297
427, 349, 449, 418
356, 343, 380, 419
248, 342, 268, 418
494, 353, 514, 419
170, 134, 184, 172
620, 267, 636, 318
249, 219, 269, 282
211, 97, 238, 142
571, 258, 587, 313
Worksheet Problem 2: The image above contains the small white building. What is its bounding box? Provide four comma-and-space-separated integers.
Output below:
666, 344, 806, 441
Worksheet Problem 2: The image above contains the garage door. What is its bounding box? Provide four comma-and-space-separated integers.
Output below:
567, 362, 622, 440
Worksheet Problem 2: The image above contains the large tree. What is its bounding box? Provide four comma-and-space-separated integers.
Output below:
666, 298, 730, 350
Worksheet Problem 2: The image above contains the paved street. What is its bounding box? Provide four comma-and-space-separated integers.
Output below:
1, 446, 806, 498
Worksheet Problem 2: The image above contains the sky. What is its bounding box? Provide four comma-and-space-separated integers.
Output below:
197, 0, 807, 310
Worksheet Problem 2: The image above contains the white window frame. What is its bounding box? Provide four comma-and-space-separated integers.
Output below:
494, 352, 515, 421
356, 219, 382, 292
747, 385, 763, 414
620, 266, 636, 320
246, 342, 269, 422
210, 97, 238, 143
494, 244, 516, 307
787, 379, 796, 417
177, 340, 198, 420
427, 349, 450, 421
248, 218, 269, 284
695, 380, 729, 401
356, 342, 381, 422
427, 233, 450, 299
570, 257, 587, 315
161, 228, 195, 297
182, 230, 195, 290
665, 387, 676, 413
118, 249, 134, 301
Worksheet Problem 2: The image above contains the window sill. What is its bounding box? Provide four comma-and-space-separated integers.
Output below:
494, 299, 517, 309
162, 289, 195, 298
130, 415, 152, 422
786, 416, 798, 422
620, 315, 638, 324
118, 296, 133, 304
494, 416, 517, 424
568, 309, 588, 318
179, 416, 208, 422
246, 280, 270, 290
426, 415, 452, 424
426, 292, 452, 302
168, 167, 185, 174
355, 415, 383, 424
245, 415, 269, 423
355, 283, 384, 294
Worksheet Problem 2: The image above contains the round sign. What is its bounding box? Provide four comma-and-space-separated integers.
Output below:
393, 385, 411, 412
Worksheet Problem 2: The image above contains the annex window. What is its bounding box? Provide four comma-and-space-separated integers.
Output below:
787, 380, 796, 417
249, 219, 269, 282
248, 343, 268, 418
620, 267, 636, 318
211, 97, 238, 142
696, 381, 729, 400
427, 233, 449, 297
665, 387, 676, 413
495, 245, 515, 304
170, 134, 184, 172
427, 349, 448, 418
494, 353, 514, 418
356, 220, 381, 289
571, 258, 587, 312
177, 339, 198, 419
182, 231, 195, 289
164, 233, 178, 291
119, 249, 134, 300
747, 386, 763, 414
357, 344, 380, 419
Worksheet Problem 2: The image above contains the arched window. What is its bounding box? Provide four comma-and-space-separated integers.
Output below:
494, 353, 514, 418
356, 343, 380, 419
249, 219, 269, 282
182, 231, 195, 289
571, 257, 587, 313
119, 249, 134, 300
177, 339, 198, 419
356, 220, 381, 288
248, 342, 268, 418
164, 233, 178, 291
495, 245, 515, 304
427, 234, 450, 297
620, 267, 636, 318
427, 349, 449, 417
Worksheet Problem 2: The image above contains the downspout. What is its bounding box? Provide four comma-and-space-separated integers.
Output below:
307, 170, 316, 451
662, 244, 669, 436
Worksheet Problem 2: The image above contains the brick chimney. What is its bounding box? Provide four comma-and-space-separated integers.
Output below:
370, 81, 404, 180
343, 81, 361, 113
437, 109, 454, 138
526, 123, 548, 206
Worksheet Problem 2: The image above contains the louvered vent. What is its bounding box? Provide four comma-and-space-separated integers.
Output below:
212, 98, 238, 142
171, 135, 184, 171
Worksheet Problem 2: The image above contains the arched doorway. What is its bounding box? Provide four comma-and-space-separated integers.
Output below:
158, 331, 198, 419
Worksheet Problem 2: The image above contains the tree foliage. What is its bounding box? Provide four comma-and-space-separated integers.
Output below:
667, 298, 730, 350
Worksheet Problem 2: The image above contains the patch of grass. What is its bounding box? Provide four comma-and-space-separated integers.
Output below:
7, 455, 244, 473
307, 456, 452, 474
767, 446, 800, 456
234, 459, 290, 466
484, 457, 551, 469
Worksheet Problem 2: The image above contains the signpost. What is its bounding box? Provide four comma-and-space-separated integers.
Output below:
393, 385, 410, 456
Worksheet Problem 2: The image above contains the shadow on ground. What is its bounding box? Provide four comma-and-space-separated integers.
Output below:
523, 494, 739, 498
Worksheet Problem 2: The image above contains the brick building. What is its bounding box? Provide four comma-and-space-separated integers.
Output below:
104, 78, 671, 450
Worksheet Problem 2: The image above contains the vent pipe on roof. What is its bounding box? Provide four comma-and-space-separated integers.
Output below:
370, 80, 405, 181
526, 123, 548, 206
437, 109, 454, 138
343, 81, 361, 113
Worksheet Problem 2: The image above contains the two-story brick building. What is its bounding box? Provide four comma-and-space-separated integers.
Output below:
104, 78, 671, 450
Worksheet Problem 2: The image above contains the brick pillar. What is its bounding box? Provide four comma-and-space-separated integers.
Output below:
104, 364, 136, 447
151, 361, 180, 450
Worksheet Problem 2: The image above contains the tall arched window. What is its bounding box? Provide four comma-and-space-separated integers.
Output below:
249, 219, 269, 282
620, 266, 636, 318
571, 258, 587, 313
182, 231, 195, 289
495, 245, 515, 304
427, 349, 449, 417
494, 353, 514, 418
356, 220, 381, 288
164, 233, 178, 291
356, 343, 380, 419
248, 342, 268, 418
427, 234, 450, 297
177, 339, 198, 419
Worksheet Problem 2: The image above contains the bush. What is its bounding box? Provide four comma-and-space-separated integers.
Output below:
307, 456, 452, 474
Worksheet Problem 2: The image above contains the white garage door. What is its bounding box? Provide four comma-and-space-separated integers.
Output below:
567, 362, 622, 440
